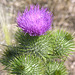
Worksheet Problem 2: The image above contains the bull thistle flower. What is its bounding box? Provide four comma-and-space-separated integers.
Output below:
17, 5, 53, 36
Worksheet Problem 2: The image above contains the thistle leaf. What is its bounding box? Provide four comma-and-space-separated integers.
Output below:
45, 62, 68, 75
8, 55, 44, 75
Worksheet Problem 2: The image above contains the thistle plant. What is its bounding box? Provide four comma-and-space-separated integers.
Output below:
0, 5, 75, 75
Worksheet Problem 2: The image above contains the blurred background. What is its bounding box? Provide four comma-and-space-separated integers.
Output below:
0, 0, 75, 75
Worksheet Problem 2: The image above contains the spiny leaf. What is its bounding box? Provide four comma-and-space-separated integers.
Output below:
8, 55, 44, 75
0, 46, 22, 66
48, 30, 75, 59
15, 29, 75, 60
45, 62, 68, 75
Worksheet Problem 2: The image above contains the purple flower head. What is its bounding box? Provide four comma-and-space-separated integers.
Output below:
17, 5, 53, 36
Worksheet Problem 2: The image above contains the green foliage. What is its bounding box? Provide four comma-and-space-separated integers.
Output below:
45, 62, 68, 75
15, 29, 52, 61
15, 29, 75, 59
0, 29, 75, 75
48, 30, 75, 59
8, 55, 44, 75
0, 46, 21, 66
